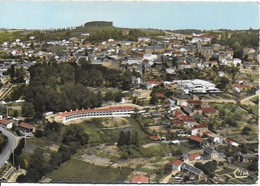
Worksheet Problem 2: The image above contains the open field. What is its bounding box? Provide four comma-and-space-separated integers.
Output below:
46, 159, 131, 183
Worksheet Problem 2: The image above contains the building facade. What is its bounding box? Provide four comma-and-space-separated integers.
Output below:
59, 106, 135, 124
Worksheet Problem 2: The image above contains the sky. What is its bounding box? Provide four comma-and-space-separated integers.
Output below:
0, 0, 259, 30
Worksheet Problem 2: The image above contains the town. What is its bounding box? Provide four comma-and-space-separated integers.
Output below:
0, 21, 258, 184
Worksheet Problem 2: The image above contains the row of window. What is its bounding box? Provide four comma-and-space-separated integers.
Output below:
64, 111, 133, 121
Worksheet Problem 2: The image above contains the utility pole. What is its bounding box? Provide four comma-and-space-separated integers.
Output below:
12, 149, 15, 167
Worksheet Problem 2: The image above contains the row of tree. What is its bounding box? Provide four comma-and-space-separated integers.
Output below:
0, 132, 8, 153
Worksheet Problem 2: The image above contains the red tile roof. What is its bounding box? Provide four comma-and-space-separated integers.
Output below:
146, 81, 161, 84
172, 159, 183, 167
190, 124, 208, 130
131, 175, 149, 183
172, 120, 184, 125
203, 130, 215, 135
202, 107, 217, 114
178, 115, 196, 122
149, 136, 160, 141
19, 122, 33, 130
155, 93, 166, 98
60, 106, 134, 117
233, 84, 251, 88
189, 135, 204, 143
192, 107, 203, 111
0, 119, 12, 125
174, 110, 185, 117
189, 153, 200, 160
187, 100, 202, 105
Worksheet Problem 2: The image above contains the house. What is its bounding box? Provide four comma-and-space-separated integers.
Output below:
188, 135, 205, 147
233, 58, 242, 66
204, 147, 219, 159
18, 122, 34, 133
192, 107, 203, 115
190, 124, 208, 136
181, 163, 204, 181
178, 115, 196, 127
189, 153, 202, 161
155, 93, 166, 99
226, 139, 239, 147
187, 100, 202, 108
203, 130, 223, 145
172, 159, 184, 171
202, 107, 218, 117
131, 174, 149, 183
181, 106, 194, 117
241, 153, 258, 162
149, 136, 160, 141
145, 81, 161, 90
0, 119, 13, 129
171, 120, 184, 126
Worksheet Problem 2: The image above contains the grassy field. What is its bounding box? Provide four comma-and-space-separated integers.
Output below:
47, 159, 131, 183
141, 143, 190, 157
126, 118, 149, 143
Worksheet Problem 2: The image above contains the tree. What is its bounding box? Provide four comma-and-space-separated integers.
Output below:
247, 161, 258, 171
96, 90, 103, 106
232, 41, 243, 59
104, 91, 114, 101
62, 125, 89, 146
114, 90, 123, 102
22, 102, 35, 118
241, 126, 251, 135
118, 131, 127, 147
150, 94, 158, 105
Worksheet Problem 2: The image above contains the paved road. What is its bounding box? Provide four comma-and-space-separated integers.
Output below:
0, 127, 20, 168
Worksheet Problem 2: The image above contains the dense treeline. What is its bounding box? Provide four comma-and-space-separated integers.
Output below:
9, 138, 25, 166
20, 62, 132, 118
211, 31, 259, 58
17, 124, 89, 182
0, 132, 8, 153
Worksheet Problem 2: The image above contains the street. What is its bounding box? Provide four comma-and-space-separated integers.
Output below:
0, 127, 20, 168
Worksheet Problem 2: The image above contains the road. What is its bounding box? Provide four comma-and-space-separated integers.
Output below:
240, 94, 258, 106
0, 127, 20, 168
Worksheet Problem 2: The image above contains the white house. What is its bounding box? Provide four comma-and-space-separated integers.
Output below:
0, 119, 13, 129
166, 68, 176, 74
172, 159, 184, 171
145, 81, 161, 90
233, 58, 242, 66
143, 54, 157, 61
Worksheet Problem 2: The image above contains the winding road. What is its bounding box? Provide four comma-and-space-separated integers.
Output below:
0, 127, 20, 168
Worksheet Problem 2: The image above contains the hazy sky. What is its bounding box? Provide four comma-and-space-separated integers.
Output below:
0, 0, 259, 30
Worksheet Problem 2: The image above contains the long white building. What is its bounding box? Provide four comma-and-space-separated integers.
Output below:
173, 79, 220, 94
59, 106, 135, 124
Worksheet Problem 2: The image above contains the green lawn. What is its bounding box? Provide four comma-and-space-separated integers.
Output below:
47, 159, 131, 183
126, 118, 149, 143
141, 143, 190, 157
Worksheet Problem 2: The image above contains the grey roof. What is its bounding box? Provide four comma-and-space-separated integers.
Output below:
242, 154, 257, 158
145, 46, 154, 50
204, 147, 217, 154
201, 46, 213, 50
181, 163, 203, 176
183, 107, 193, 114
201, 155, 211, 160
218, 152, 226, 158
